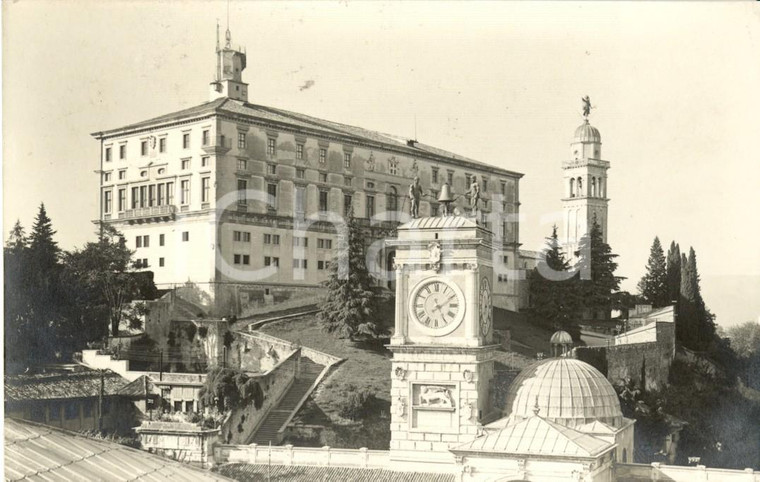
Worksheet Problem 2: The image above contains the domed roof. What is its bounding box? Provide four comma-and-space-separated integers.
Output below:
550, 330, 573, 345
574, 120, 601, 143
504, 357, 623, 429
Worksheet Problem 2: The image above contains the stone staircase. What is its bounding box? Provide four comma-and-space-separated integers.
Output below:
250, 357, 325, 445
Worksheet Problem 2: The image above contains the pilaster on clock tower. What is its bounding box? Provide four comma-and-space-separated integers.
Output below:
562, 117, 610, 257
385, 215, 498, 465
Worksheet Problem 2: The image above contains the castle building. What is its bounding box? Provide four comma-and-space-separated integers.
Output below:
91, 28, 524, 314
561, 118, 610, 257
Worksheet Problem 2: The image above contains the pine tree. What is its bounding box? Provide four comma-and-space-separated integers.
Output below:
317, 211, 383, 340
575, 217, 623, 319
637, 236, 668, 307
28, 203, 60, 273
528, 225, 581, 338
666, 241, 681, 306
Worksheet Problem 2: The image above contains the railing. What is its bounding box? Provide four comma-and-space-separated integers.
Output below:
120, 205, 176, 221
616, 463, 760, 481
214, 444, 391, 469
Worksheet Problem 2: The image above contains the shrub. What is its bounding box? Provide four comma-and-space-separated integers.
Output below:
338, 387, 379, 421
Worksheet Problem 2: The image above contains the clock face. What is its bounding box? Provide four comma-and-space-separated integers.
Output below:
409, 279, 465, 336
479, 277, 492, 336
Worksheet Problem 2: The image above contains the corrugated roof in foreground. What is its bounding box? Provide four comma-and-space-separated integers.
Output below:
4, 418, 230, 481
214, 463, 456, 482
4, 369, 128, 403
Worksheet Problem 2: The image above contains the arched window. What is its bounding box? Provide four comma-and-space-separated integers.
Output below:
577, 177, 583, 196
569, 178, 575, 197
598, 178, 604, 198
388, 186, 398, 212
591, 178, 597, 197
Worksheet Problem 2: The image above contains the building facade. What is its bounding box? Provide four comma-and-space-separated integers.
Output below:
92, 29, 524, 315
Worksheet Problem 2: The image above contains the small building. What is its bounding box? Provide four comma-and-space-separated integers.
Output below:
4, 366, 137, 434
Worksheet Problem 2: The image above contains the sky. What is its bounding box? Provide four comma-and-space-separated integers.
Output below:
3, 1, 760, 327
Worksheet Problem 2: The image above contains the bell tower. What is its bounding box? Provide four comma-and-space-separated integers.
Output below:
209, 22, 248, 102
386, 215, 498, 466
562, 101, 610, 257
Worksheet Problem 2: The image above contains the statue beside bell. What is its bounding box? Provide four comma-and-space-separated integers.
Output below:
408, 176, 423, 219
468, 177, 481, 217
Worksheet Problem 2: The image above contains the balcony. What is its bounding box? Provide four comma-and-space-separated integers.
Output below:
119, 205, 176, 223
202, 135, 232, 155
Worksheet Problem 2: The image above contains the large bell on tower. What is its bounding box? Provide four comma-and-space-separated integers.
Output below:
438, 183, 454, 203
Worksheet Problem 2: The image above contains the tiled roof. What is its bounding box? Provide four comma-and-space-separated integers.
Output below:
453, 416, 613, 458
116, 375, 159, 397
577, 420, 616, 434
214, 464, 456, 482
4, 369, 128, 403
92, 98, 521, 178
401, 216, 479, 231
4, 418, 231, 481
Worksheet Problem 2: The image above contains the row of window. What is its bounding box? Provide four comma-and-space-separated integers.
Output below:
232, 255, 330, 270
134, 232, 189, 249
104, 129, 224, 162
30, 399, 109, 423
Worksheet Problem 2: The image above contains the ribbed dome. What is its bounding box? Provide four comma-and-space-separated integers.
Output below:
550, 330, 573, 345
505, 358, 623, 429
574, 120, 601, 143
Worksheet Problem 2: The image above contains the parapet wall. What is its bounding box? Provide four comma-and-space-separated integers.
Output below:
616, 462, 760, 481
574, 321, 676, 391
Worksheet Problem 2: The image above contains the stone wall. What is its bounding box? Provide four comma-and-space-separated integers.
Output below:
137, 421, 219, 465
573, 322, 676, 391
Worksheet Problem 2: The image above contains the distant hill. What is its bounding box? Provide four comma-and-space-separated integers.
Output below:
701, 274, 760, 328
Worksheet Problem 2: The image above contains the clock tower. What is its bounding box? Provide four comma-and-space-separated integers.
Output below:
386, 215, 498, 465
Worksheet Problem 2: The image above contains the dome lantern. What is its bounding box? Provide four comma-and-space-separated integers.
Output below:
550, 330, 573, 357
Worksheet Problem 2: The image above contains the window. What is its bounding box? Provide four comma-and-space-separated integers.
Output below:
238, 132, 246, 149
366, 195, 375, 218
159, 234, 165, 246
432, 168, 439, 184
141, 140, 148, 156
159, 137, 166, 153
140, 170, 148, 178
118, 170, 126, 180
389, 158, 398, 175
319, 148, 326, 164
319, 172, 327, 183
267, 164, 276, 175
447, 170, 454, 185
319, 190, 328, 211
148, 185, 156, 206
233, 254, 250, 265
237, 179, 248, 205
181, 180, 190, 205
237, 159, 247, 171
103, 191, 112, 213
483, 179, 488, 191
293, 259, 308, 269
201, 177, 210, 203
366, 181, 375, 189
185, 401, 194, 413
263, 234, 280, 245
267, 183, 277, 209
501, 181, 506, 196
105, 147, 112, 162
388, 186, 398, 211
234, 231, 251, 242
49, 402, 61, 421
318, 260, 326, 270
132, 187, 139, 209
174, 401, 182, 412
119, 144, 126, 159
317, 239, 332, 249
296, 143, 304, 160
135, 235, 149, 248
157, 184, 165, 206
118, 189, 126, 212
181, 159, 191, 170
182, 231, 189, 242
264, 256, 280, 267
344, 152, 351, 168
201, 156, 209, 167
65, 402, 78, 420
103, 172, 111, 182
294, 237, 308, 247
202, 129, 210, 146
139, 186, 147, 208
267, 137, 276, 156
182, 132, 190, 149
296, 168, 305, 179
344, 194, 352, 216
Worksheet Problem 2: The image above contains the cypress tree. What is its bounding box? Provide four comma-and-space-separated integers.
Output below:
575, 217, 623, 319
318, 211, 383, 340
637, 236, 668, 308
29, 203, 60, 273
666, 241, 681, 306
686, 247, 715, 349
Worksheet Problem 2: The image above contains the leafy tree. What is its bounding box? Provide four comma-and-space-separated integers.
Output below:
666, 241, 681, 305
318, 211, 383, 340
4, 221, 35, 373
199, 366, 263, 412
574, 217, 623, 319
637, 236, 668, 308
725, 321, 760, 360
528, 225, 581, 339
62, 223, 157, 338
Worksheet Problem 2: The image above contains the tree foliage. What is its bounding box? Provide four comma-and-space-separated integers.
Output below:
666, 241, 682, 306
677, 246, 716, 351
318, 211, 383, 340
574, 217, 624, 318
528, 225, 581, 339
199, 367, 264, 413
637, 236, 669, 308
